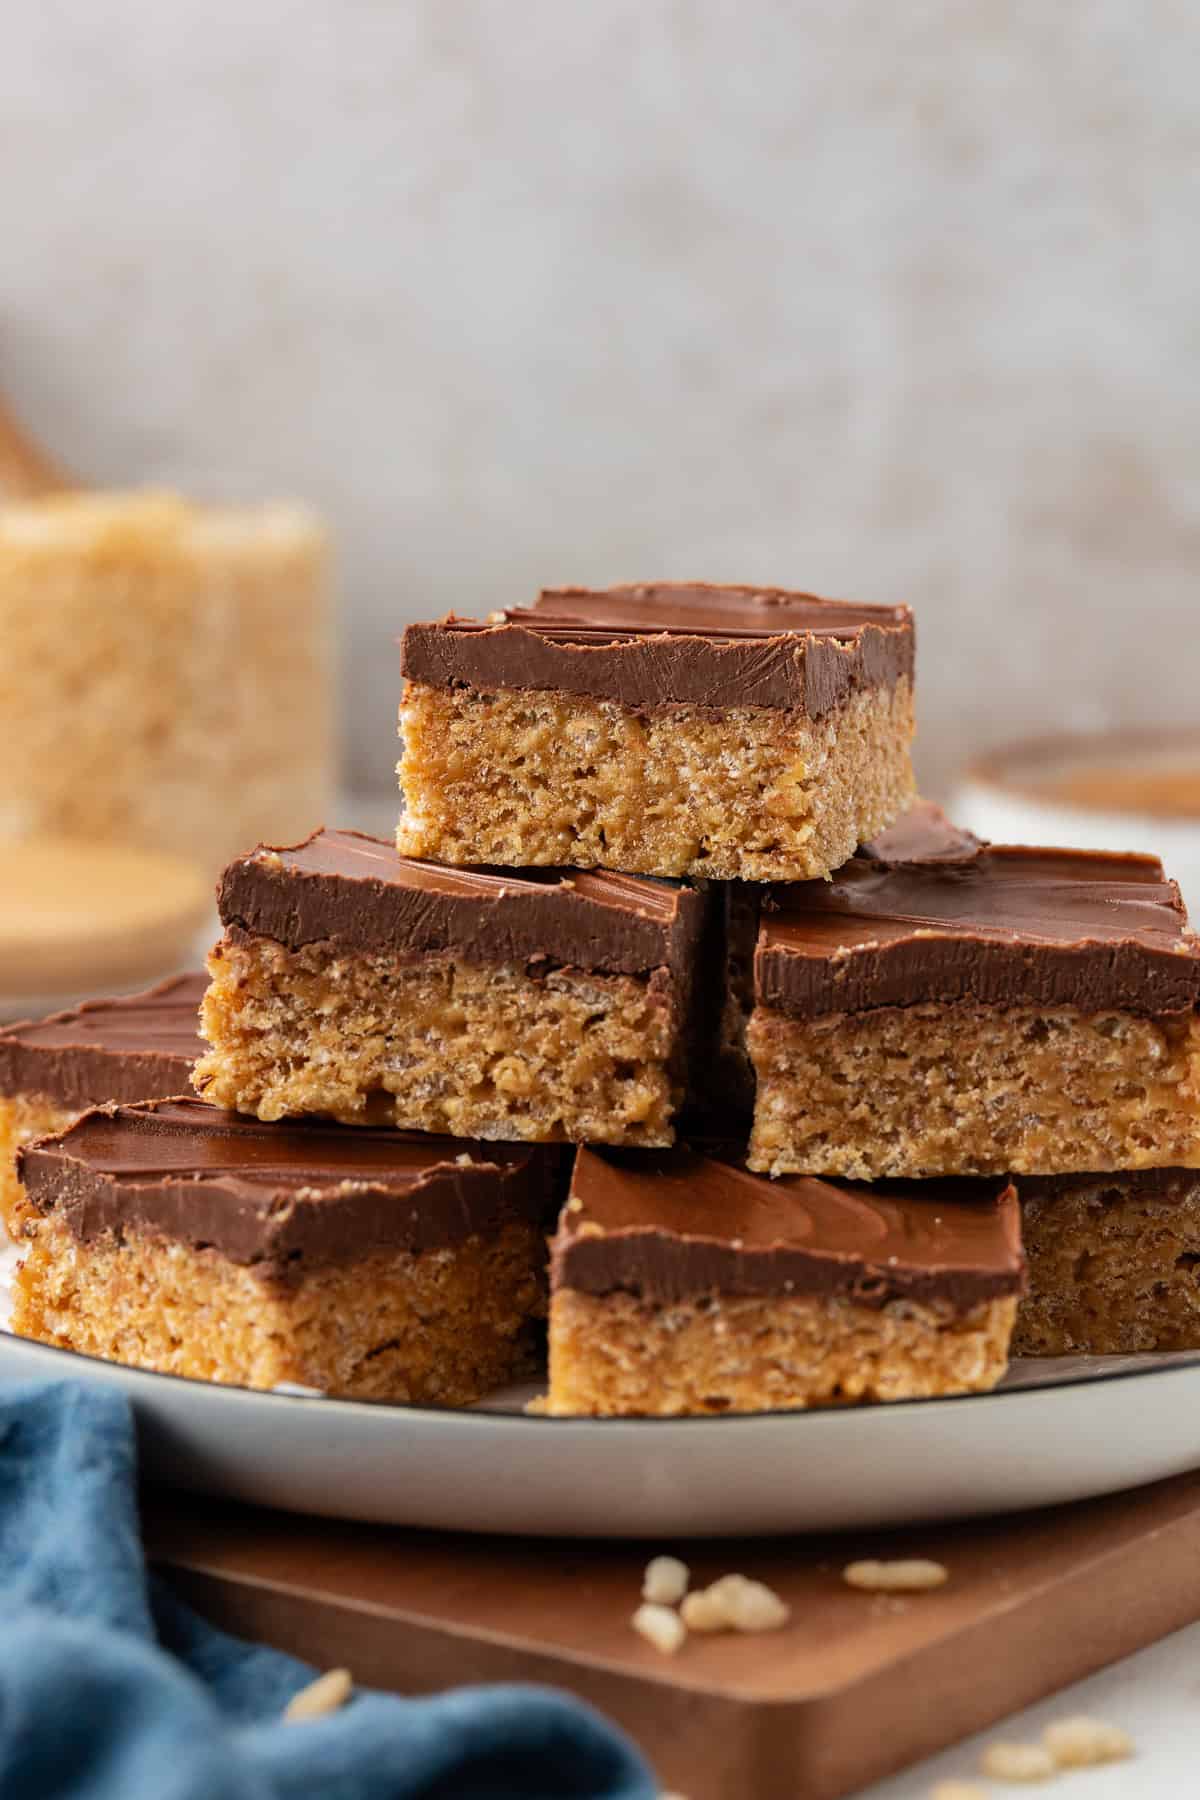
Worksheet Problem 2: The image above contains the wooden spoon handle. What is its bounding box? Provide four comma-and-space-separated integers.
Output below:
0, 396, 76, 498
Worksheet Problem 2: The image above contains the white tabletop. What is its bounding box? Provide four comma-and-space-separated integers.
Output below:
862, 1620, 1198, 1798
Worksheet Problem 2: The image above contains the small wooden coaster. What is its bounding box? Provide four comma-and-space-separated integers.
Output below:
146, 1468, 1200, 1800
0, 838, 210, 1005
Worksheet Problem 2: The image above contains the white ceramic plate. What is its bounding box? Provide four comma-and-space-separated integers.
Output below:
2, 1324, 1199, 1538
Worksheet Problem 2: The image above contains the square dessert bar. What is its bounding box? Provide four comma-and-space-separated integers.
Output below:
1014, 1168, 1200, 1356
14, 1099, 556, 1402
706, 801, 984, 1118
0, 973, 205, 1238
747, 843, 1200, 1179
398, 582, 916, 881
195, 829, 708, 1145
0, 492, 332, 871
546, 1147, 1023, 1415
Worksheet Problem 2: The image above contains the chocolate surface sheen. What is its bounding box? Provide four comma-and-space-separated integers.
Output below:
401, 582, 915, 718
20, 1098, 553, 1269
219, 828, 705, 977
554, 1146, 1022, 1308
859, 800, 982, 865
0, 974, 206, 1109
757, 845, 1200, 1018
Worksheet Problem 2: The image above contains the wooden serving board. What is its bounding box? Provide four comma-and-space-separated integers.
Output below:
144, 1472, 1200, 1799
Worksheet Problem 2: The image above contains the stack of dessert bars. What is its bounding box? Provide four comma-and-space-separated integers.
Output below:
7, 583, 1200, 1415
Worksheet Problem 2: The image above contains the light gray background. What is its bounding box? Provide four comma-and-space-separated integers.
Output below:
4, 1, 1196, 796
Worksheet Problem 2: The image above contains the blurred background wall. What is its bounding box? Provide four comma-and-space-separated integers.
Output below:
4, 0, 1196, 799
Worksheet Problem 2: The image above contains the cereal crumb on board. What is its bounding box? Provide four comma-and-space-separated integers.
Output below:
979, 1740, 1056, 1781
680, 1586, 727, 1633
1042, 1714, 1134, 1767
681, 1573, 789, 1633
930, 1783, 988, 1800
643, 1555, 690, 1605
632, 1602, 687, 1655
843, 1558, 949, 1592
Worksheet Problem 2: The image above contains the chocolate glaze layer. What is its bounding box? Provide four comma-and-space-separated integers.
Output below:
756, 845, 1200, 1018
0, 975, 206, 1110
401, 582, 915, 718
20, 1098, 556, 1272
859, 799, 983, 864
218, 829, 706, 978
554, 1146, 1023, 1309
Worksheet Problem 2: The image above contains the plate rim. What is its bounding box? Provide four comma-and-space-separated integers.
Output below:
5, 1328, 1200, 1430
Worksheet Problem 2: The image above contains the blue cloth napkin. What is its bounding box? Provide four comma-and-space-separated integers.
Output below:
0, 1379, 656, 1800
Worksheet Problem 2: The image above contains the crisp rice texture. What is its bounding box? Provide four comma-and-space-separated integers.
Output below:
748, 1000, 1200, 1178
195, 934, 682, 1144
14, 1215, 546, 1403
0, 495, 331, 866
545, 1288, 1016, 1416
1015, 1173, 1200, 1354
397, 677, 915, 881
0, 1092, 77, 1239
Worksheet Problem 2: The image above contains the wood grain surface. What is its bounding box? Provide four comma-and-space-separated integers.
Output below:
145, 1469, 1200, 1798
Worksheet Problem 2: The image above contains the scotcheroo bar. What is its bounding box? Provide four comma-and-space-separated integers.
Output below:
398, 582, 916, 882
704, 801, 982, 1119
196, 829, 708, 1146
14, 1099, 555, 1402
0, 973, 205, 1237
547, 1146, 1022, 1415
0, 492, 332, 869
747, 844, 1200, 1179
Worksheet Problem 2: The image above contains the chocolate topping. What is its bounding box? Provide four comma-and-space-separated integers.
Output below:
218, 829, 706, 978
859, 800, 983, 864
0, 974, 206, 1110
20, 1098, 555, 1271
553, 1146, 1023, 1309
401, 582, 914, 718
757, 845, 1200, 1018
